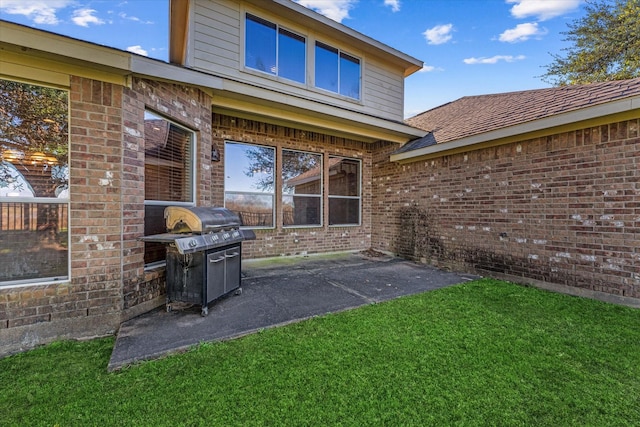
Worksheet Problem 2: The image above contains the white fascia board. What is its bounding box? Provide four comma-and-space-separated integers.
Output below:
391, 96, 640, 163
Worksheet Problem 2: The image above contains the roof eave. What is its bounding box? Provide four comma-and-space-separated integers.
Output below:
1, 20, 223, 91
130, 55, 223, 90
391, 96, 640, 163
213, 91, 427, 144
169, 0, 190, 65
0, 19, 130, 70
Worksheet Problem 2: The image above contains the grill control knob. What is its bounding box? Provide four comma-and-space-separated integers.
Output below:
189, 239, 198, 248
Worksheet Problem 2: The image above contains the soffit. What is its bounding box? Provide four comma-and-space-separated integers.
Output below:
212, 88, 425, 144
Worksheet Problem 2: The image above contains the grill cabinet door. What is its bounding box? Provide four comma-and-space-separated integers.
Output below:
166, 248, 205, 304
206, 249, 226, 302
224, 246, 241, 293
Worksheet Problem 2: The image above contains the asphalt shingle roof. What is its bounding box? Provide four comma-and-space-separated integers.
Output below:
400, 77, 640, 153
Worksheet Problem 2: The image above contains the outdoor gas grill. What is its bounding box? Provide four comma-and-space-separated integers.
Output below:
142, 206, 255, 316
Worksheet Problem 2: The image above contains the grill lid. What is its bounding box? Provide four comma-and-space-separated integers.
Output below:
165, 206, 241, 233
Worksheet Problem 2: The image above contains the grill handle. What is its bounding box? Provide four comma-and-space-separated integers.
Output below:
203, 223, 238, 232
225, 252, 239, 258
209, 256, 225, 264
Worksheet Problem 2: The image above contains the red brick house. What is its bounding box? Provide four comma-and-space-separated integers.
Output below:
0, 0, 425, 355
374, 79, 640, 306
1, 1, 639, 357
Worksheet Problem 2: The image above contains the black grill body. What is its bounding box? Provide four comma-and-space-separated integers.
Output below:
165, 244, 241, 315
142, 206, 255, 316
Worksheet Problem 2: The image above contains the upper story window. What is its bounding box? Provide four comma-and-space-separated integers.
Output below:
315, 42, 361, 100
0, 78, 69, 286
144, 111, 195, 266
245, 14, 306, 84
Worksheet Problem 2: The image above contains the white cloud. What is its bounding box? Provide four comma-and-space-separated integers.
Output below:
72, 8, 105, 27
498, 22, 547, 42
127, 45, 148, 56
384, 0, 401, 12
118, 12, 154, 24
507, 0, 581, 21
294, 0, 356, 23
0, 0, 73, 25
419, 65, 436, 72
463, 55, 526, 64
423, 24, 454, 45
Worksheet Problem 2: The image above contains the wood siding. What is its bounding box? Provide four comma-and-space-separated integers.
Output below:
190, 0, 406, 122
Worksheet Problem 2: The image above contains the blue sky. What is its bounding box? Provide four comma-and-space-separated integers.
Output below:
0, 0, 586, 117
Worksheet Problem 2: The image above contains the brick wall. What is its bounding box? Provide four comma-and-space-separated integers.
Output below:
0, 76, 215, 355
213, 114, 373, 258
1, 77, 125, 354
372, 118, 640, 303
121, 78, 213, 318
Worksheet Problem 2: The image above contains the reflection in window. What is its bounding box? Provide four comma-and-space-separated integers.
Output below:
144, 111, 194, 265
245, 14, 306, 84
339, 52, 361, 99
0, 79, 69, 285
328, 157, 361, 225
315, 42, 361, 100
225, 142, 275, 228
282, 150, 322, 227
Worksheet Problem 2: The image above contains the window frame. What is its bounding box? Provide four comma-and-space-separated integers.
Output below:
224, 141, 276, 230
143, 110, 197, 268
314, 41, 362, 101
281, 148, 323, 228
328, 156, 362, 227
0, 78, 70, 287
244, 13, 307, 84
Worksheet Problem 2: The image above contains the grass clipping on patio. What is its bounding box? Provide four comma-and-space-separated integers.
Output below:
2, 278, 639, 426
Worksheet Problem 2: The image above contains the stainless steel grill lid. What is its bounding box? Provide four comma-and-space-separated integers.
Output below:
165, 206, 241, 233
141, 206, 254, 255
140, 205, 254, 315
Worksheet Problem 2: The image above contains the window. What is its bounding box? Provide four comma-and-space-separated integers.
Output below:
282, 150, 322, 227
245, 14, 306, 84
225, 142, 275, 228
328, 157, 361, 225
0, 79, 69, 286
144, 111, 194, 265
315, 42, 361, 100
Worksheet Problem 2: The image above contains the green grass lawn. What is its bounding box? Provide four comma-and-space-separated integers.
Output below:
2, 278, 639, 426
